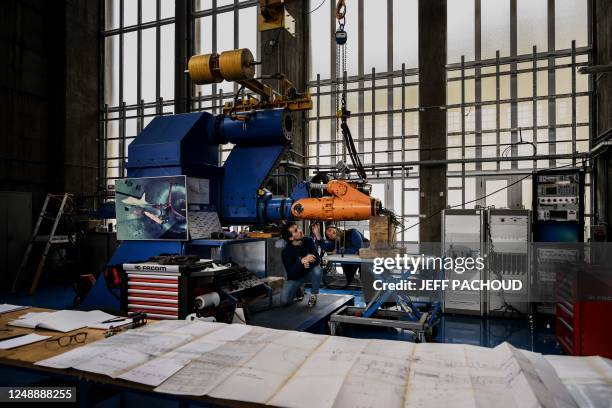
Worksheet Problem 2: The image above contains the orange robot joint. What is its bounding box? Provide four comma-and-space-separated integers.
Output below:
291, 180, 379, 221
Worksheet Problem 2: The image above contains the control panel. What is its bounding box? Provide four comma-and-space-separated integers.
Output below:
535, 173, 580, 221
196, 264, 268, 296
216, 269, 263, 294
488, 211, 530, 254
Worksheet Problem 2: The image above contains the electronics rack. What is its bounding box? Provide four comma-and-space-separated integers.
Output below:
486, 209, 531, 317
529, 168, 609, 357
532, 169, 584, 242
441, 209, 486, 316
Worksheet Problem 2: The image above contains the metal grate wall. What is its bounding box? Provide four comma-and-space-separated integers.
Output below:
101, 0, 176, 188
99, 0, 594, 240
304, 0, 593, 242
305, 0, 422, 242
444, 0, 593, 235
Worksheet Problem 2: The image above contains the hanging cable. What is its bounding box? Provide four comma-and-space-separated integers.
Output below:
287, 0, 328, 16
333, 0, 366, 181
340, 121, 367, 180
228, 84, 247, 118
502, 127, 537, 158
309, 0, 328, 14
399, 161, 581, 233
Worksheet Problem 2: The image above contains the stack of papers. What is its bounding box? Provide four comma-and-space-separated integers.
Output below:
35, 320, 612, 407
546, 355, 612, 407
0, 304, 30, 314
9, 310, 118, 333
0, 333, 51, 350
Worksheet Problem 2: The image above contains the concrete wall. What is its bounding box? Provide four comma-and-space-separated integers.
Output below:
261, 0, 308, 195
418, 0, 447, 242
594, 0, 612, 137
64, 0, 100, 196
0, 0, 99, 215
593, 0, 612, 236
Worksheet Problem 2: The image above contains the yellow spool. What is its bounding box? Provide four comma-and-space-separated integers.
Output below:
218, 49, 255, 81
188, 53, 223, 84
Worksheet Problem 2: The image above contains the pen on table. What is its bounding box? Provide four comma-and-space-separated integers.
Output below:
101, 317, 127, 324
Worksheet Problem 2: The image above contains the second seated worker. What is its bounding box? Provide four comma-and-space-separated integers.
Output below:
312, 223, 365, 288
280, 222, 322, 308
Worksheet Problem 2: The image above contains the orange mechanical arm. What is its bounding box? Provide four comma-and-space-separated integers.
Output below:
291, 180, 379, 221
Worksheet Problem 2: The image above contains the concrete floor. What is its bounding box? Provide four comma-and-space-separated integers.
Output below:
1, 283, 562, 354
319, 287, 562, 354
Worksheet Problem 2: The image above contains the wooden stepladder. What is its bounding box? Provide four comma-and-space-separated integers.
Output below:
12, 193, 72, 295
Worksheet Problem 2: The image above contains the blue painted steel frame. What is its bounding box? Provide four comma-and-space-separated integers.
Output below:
362, 268, 422, 320
126, 108, 299, 226
222, 144, 288, 224
83, 108, 308, 309
362, 269, 442, 327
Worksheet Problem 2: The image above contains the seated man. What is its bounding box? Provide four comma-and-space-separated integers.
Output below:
280, 222, 322, 307
312, 224, 365, 288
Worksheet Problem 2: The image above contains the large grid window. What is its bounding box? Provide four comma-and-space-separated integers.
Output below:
101, 0, 258, 185
101, 0, 594, 240
307, 0, 420, 243
191, 0, 259, 163
102, 0, 176, 187
445, 0, 593, 236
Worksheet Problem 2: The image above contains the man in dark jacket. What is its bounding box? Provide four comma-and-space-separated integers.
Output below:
280, 222, 322, 307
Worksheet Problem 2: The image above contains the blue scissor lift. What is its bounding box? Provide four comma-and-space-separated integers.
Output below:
328, 257, 442, 342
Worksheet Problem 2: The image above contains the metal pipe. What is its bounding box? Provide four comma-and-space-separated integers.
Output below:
578, 64, 612, 74
590, 140, 612, 155
445, 46, 592, 70
278, 160, 307, 169
218, 108, 292, 146
298, 152, 589, 170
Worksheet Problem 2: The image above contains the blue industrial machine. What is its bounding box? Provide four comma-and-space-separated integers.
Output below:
82, 108, 303, 310
126, 107, 300, 225
82, 113, 378, 311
